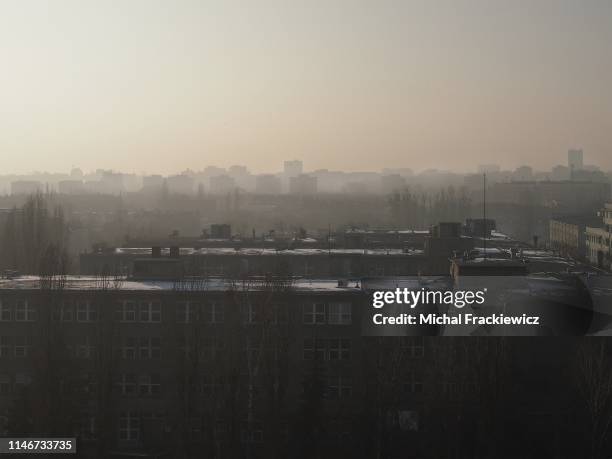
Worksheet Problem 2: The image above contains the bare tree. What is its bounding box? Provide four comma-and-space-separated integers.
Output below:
576, 339, 612, 459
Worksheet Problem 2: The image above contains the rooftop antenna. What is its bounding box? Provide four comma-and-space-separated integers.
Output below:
483, 173, 487, 260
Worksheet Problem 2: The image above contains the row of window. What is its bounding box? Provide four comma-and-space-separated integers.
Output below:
0, 373, 32, 395
303, 338, 351, 361
0, 336, 32, 358
0, 335, 423, 362
303, 303, 351, 325
0, 301, 37, 322
117, 374, 161, 397
0, 301, 352, 325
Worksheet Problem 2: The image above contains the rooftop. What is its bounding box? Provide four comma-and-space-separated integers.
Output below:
0, 275, 364, 293
91, 247, 426, 257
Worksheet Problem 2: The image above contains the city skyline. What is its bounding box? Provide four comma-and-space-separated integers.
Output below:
1, 0, 611, 174
0, 148, 608, 178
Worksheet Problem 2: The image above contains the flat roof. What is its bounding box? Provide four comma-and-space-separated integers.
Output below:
0, 275, 364, 293
89, 247, 426, 257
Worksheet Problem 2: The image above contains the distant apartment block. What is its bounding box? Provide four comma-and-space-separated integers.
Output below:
10, 180, 43, 195
210, 224, 232, 240
58, 180, 84, 195
254, 174, 281, 195
289, 174, 317, 195
209, 175, 236, 195
142, 175, 164, 192
486, 181, 610, 213
283, 160, 303, 178
166, 174, 194, 195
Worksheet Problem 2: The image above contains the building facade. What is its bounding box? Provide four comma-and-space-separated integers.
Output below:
586, 203, 612, 269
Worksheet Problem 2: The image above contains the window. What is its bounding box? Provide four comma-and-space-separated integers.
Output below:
139, 301, 161, 323
76, 336, 97, 359
327, 375, 352, 399
401, 337, 425, 358
403, 373, 423, 394
53, 301, 73, 322
118, 374, 137, 396
242, 303, 260, 324
200, 377, 221, 397
138, 374, 161, 396
328, 303, 351, 325
243, 342, 261, 362
177, 302, 198, 323
328, 339, 350, 361
303, 303, 325, 324
240, 422, 264, 444
203, 302, 224, 324
14, 336, 32, 357
0, 336, 11, 358
139, 337, 161, 359
188, 417, 202, 439
80, 415, 96, 440
15, 300, 36, 322
303, 338, 325, 360
0, 302, 11, 321
116, 301, 137, 322
0, 375, 10, 395
14, 374, 32, 392
77, 301, 97, 322
119, 412, 140, 441
81, 373, 98, 396
120, 337, 137, 360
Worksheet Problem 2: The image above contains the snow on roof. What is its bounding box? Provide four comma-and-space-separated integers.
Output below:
0, 275, 363, 293
109, 247, 425, 257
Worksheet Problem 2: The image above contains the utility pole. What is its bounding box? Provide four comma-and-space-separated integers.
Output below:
483, 173, 487, 259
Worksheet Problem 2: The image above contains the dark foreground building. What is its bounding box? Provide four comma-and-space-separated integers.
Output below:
0, 272, 610, 458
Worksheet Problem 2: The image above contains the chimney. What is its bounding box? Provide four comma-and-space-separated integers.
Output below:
152, 246, 161, 258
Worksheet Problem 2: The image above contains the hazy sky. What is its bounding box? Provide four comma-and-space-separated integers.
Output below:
1, 0, 611, 175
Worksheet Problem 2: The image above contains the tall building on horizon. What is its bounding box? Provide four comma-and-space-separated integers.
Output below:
283, 160, 303, 178
568, 148, 584, 174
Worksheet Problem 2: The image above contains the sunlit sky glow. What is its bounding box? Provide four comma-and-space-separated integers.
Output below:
1, 0, 611, 174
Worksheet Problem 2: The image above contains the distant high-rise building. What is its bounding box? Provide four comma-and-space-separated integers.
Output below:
209, 175, 236, 194
166, 174, 194, 195
255, 174, 282, 194
283, 160, 303, 178
551, 165, 570, 181
10, 180, 43, 195
58, 180, 84, 195
568, 149, 584, 173
289, 174, 317, 195
512, 165, 533, 181
228, 165, 249, 177
142, 175, 164, 192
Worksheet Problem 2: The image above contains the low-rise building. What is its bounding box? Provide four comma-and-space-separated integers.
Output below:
549, 215, 601, 259
585, 203, 612, 269
289, 174, 317, 195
